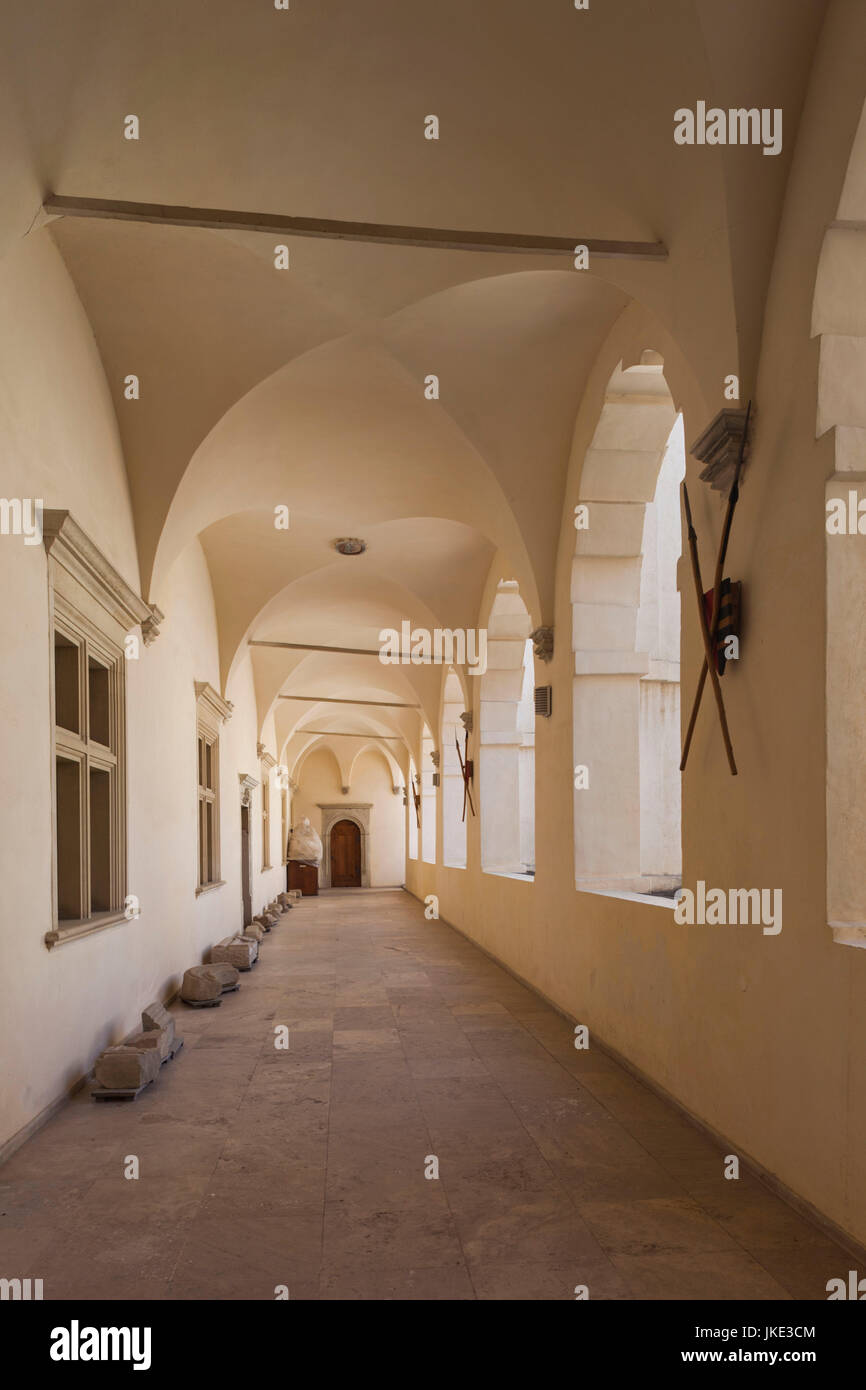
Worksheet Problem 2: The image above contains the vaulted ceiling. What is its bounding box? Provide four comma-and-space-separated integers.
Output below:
0, 0, 828, 762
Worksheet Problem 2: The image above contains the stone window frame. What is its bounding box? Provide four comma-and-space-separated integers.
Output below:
280, 775, 290, 865
195, 682, 232, 895
43, 510, 158, 949
257, 742, 277, 870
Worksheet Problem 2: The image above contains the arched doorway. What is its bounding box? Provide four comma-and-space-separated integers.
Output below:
330, 818, 362, 887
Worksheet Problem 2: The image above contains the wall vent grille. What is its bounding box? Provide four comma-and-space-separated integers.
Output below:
534, 685, 552, 718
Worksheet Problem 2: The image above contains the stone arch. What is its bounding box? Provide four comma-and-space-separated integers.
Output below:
289, 737, 347, 789
348, 741, 403, 791
479, 580, 535, 877
572, 353, 683, 896
813, 96, 866, 947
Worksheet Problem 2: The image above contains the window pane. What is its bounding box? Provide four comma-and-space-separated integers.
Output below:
56, 756, 82, 919
89, 766, 112, 912
205, 739, 213, 790
88, 656, 111, 747
54, 632, 80, 734
205, 799, 214, 882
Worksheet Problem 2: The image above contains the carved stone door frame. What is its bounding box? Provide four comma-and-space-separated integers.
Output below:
318, 803, 372, 888
239, 773, 258, 925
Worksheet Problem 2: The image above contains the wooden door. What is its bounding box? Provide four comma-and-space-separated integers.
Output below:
331, 819, 361, 887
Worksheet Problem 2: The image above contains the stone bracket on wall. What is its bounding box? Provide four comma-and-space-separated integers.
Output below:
257, 742, 277, 769
690, 408, 750, 494
141, 604, 164, 646
530, 626, 554, 662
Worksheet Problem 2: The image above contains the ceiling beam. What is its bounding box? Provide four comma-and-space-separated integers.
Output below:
43, 194, 668, 261
295, 729, 405, 741
279, 694, 418, 709
250, 639, 383, 657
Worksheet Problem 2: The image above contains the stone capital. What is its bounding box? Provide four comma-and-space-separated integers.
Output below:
238, 772, 259, 806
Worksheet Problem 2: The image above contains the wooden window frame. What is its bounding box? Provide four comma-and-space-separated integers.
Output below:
42, 511, 157, 950
51, 598, 126, 927
195, 682, 232, 895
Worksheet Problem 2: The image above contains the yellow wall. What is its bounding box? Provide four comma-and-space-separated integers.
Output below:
412, 8, 866, 1247
293, 747, 406, 887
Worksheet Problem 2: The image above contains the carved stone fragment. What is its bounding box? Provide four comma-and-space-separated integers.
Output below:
206, 962, 240, 990
181, 963, 239, 1002
211, 935, 258, 970
127, 1027, 173, 1063
141, 1000, 173, 1035
94, 1046, 160, 1091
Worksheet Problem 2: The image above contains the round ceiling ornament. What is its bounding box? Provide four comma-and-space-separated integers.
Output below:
333, 538, 367, 556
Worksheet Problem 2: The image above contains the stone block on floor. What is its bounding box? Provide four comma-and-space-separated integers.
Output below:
93, 1045, 161, 1092
211, 936, 258, 971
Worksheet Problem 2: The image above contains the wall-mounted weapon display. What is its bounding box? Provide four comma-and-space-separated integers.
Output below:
455, 726, 476, 820
680, 399, 750, 776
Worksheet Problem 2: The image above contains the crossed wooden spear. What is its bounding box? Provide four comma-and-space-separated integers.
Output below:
680, 401, 751, 777
454, 727, 476, 820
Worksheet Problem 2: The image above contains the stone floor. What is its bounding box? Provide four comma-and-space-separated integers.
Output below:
0, 889, 854, 1300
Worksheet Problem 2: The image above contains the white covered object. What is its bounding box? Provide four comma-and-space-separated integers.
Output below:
288, 816, 323, 864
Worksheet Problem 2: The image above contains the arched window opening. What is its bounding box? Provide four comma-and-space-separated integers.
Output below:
480, 580, 535, 878
814, 96, 866, 948
572, 355, 683, 899
442, 669, 467, 868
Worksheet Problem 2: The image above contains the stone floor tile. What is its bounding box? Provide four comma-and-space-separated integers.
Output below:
2, 888, 852, 1302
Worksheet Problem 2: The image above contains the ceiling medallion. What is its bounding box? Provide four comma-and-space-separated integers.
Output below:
333, 538, 367, 556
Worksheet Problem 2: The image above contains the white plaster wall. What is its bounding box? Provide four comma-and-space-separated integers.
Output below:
480, 741, 522, 870
292, 746, 405, 886
0, 233, 284, 1151
258, 708, 284, 878
636, 415, 683, 880
639, 679, 681, 880
636, 416, 685, 666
